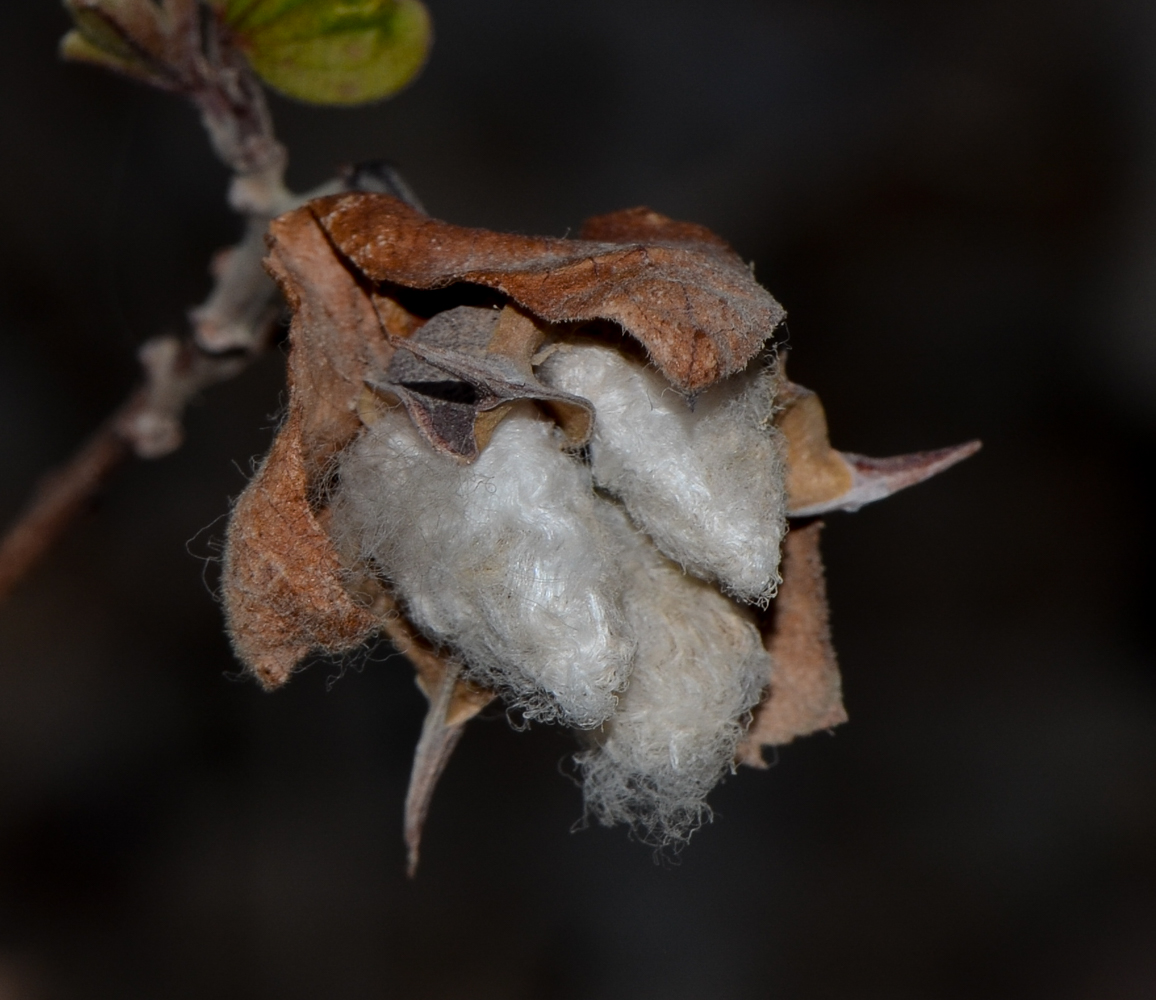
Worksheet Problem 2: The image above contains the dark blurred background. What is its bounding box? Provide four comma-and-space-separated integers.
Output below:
2, 1, 1155, 997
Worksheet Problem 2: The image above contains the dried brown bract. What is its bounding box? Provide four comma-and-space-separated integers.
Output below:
313, 193, 785, 392
220, 193, 979, 866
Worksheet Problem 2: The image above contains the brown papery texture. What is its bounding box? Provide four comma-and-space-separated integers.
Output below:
311, 193, 785, 393
579, 206, 736, 252
222, 208, 413, 687
222, 411, 379, 688
778, 382, 855, 513
738, 521, 847, 765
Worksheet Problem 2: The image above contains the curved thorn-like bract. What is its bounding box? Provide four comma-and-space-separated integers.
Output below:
787, 440, 982, 518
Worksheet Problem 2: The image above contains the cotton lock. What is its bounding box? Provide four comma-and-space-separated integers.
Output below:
332, 402, 636, 729
539, 342, 787, 604
578, 506, 772, 844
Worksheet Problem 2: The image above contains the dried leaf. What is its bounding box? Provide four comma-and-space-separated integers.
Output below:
219, 209, 392, 683
778, 378, 982, 517
738, 521, 846, 765
311, 193, 785, 394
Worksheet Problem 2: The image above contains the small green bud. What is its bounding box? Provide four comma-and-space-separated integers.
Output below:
60, 0, 167, 82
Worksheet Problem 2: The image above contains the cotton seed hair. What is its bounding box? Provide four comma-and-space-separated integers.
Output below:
331, 344, 790, 841
332, 401, 636, 729
578, 506, 772, 843
539, 342, 787, 604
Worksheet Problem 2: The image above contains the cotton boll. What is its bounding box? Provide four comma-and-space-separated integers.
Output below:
539, 343, 787, 604
331, 404, 636, 728
577, 509, 772, 844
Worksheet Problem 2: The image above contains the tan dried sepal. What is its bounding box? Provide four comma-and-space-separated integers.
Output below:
778, 382, 855, 513
778, 378, 982, 517
310, 194, 785, 394
738, 521, 847, 766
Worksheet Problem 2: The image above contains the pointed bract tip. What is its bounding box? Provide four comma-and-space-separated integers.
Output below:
789, 439, 981, 517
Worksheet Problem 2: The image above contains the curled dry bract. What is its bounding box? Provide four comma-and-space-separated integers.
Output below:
312, 193, 786, 393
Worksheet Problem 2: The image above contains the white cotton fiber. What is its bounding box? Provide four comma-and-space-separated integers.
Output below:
539, 343, 787, 604
331, 404, 636, 728
577, 509, 772, 844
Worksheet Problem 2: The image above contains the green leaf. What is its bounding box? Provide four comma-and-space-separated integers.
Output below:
216, 0, 432, 106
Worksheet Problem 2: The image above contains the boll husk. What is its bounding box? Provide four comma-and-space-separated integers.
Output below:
222, 194, 979, 863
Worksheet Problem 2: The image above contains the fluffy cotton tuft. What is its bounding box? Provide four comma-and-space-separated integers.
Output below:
332, 349, 780, 842
577, 508, 772, 844
331, 404, 636, 728
539, 343, 787, 604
